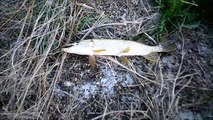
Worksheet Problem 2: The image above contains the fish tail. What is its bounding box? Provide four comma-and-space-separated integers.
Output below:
159, 40, 176, 52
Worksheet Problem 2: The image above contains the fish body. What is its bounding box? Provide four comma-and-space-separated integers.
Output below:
62, 39, 172, 57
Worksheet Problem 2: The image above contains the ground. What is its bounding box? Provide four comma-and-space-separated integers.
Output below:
0, 0, 212, 120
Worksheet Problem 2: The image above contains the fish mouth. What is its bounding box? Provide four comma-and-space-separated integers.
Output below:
62, 42, 79, 48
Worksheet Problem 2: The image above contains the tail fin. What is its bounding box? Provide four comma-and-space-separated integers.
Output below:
159, 40, 176, 52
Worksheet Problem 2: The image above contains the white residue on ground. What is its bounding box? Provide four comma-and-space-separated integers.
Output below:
177, 110, 203, 120
100, 67, 118, 95
121, 74, 134, 86
71, 65, 134, 99
75, 83, 98, 99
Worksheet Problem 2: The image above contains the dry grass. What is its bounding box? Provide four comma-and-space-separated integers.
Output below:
0, 0, 212, 119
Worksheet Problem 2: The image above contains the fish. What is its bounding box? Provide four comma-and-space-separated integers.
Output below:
62, 39, 176, 67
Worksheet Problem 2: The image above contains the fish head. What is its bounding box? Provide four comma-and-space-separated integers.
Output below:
62, 42, 94, 55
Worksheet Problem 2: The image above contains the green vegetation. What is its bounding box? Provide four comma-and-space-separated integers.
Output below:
77, 11, 99, 31
154, 0, 212, 41
133, 0, 212, 42
155, 0, 199, 40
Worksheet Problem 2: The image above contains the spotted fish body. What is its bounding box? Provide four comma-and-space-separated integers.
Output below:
62, 39, 170, 57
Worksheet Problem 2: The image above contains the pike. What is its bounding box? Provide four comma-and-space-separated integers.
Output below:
62, 39, 176, 67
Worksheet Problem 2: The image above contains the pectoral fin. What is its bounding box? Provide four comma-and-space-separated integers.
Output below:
89, 55, 96, 68
143, 52, 158, 62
